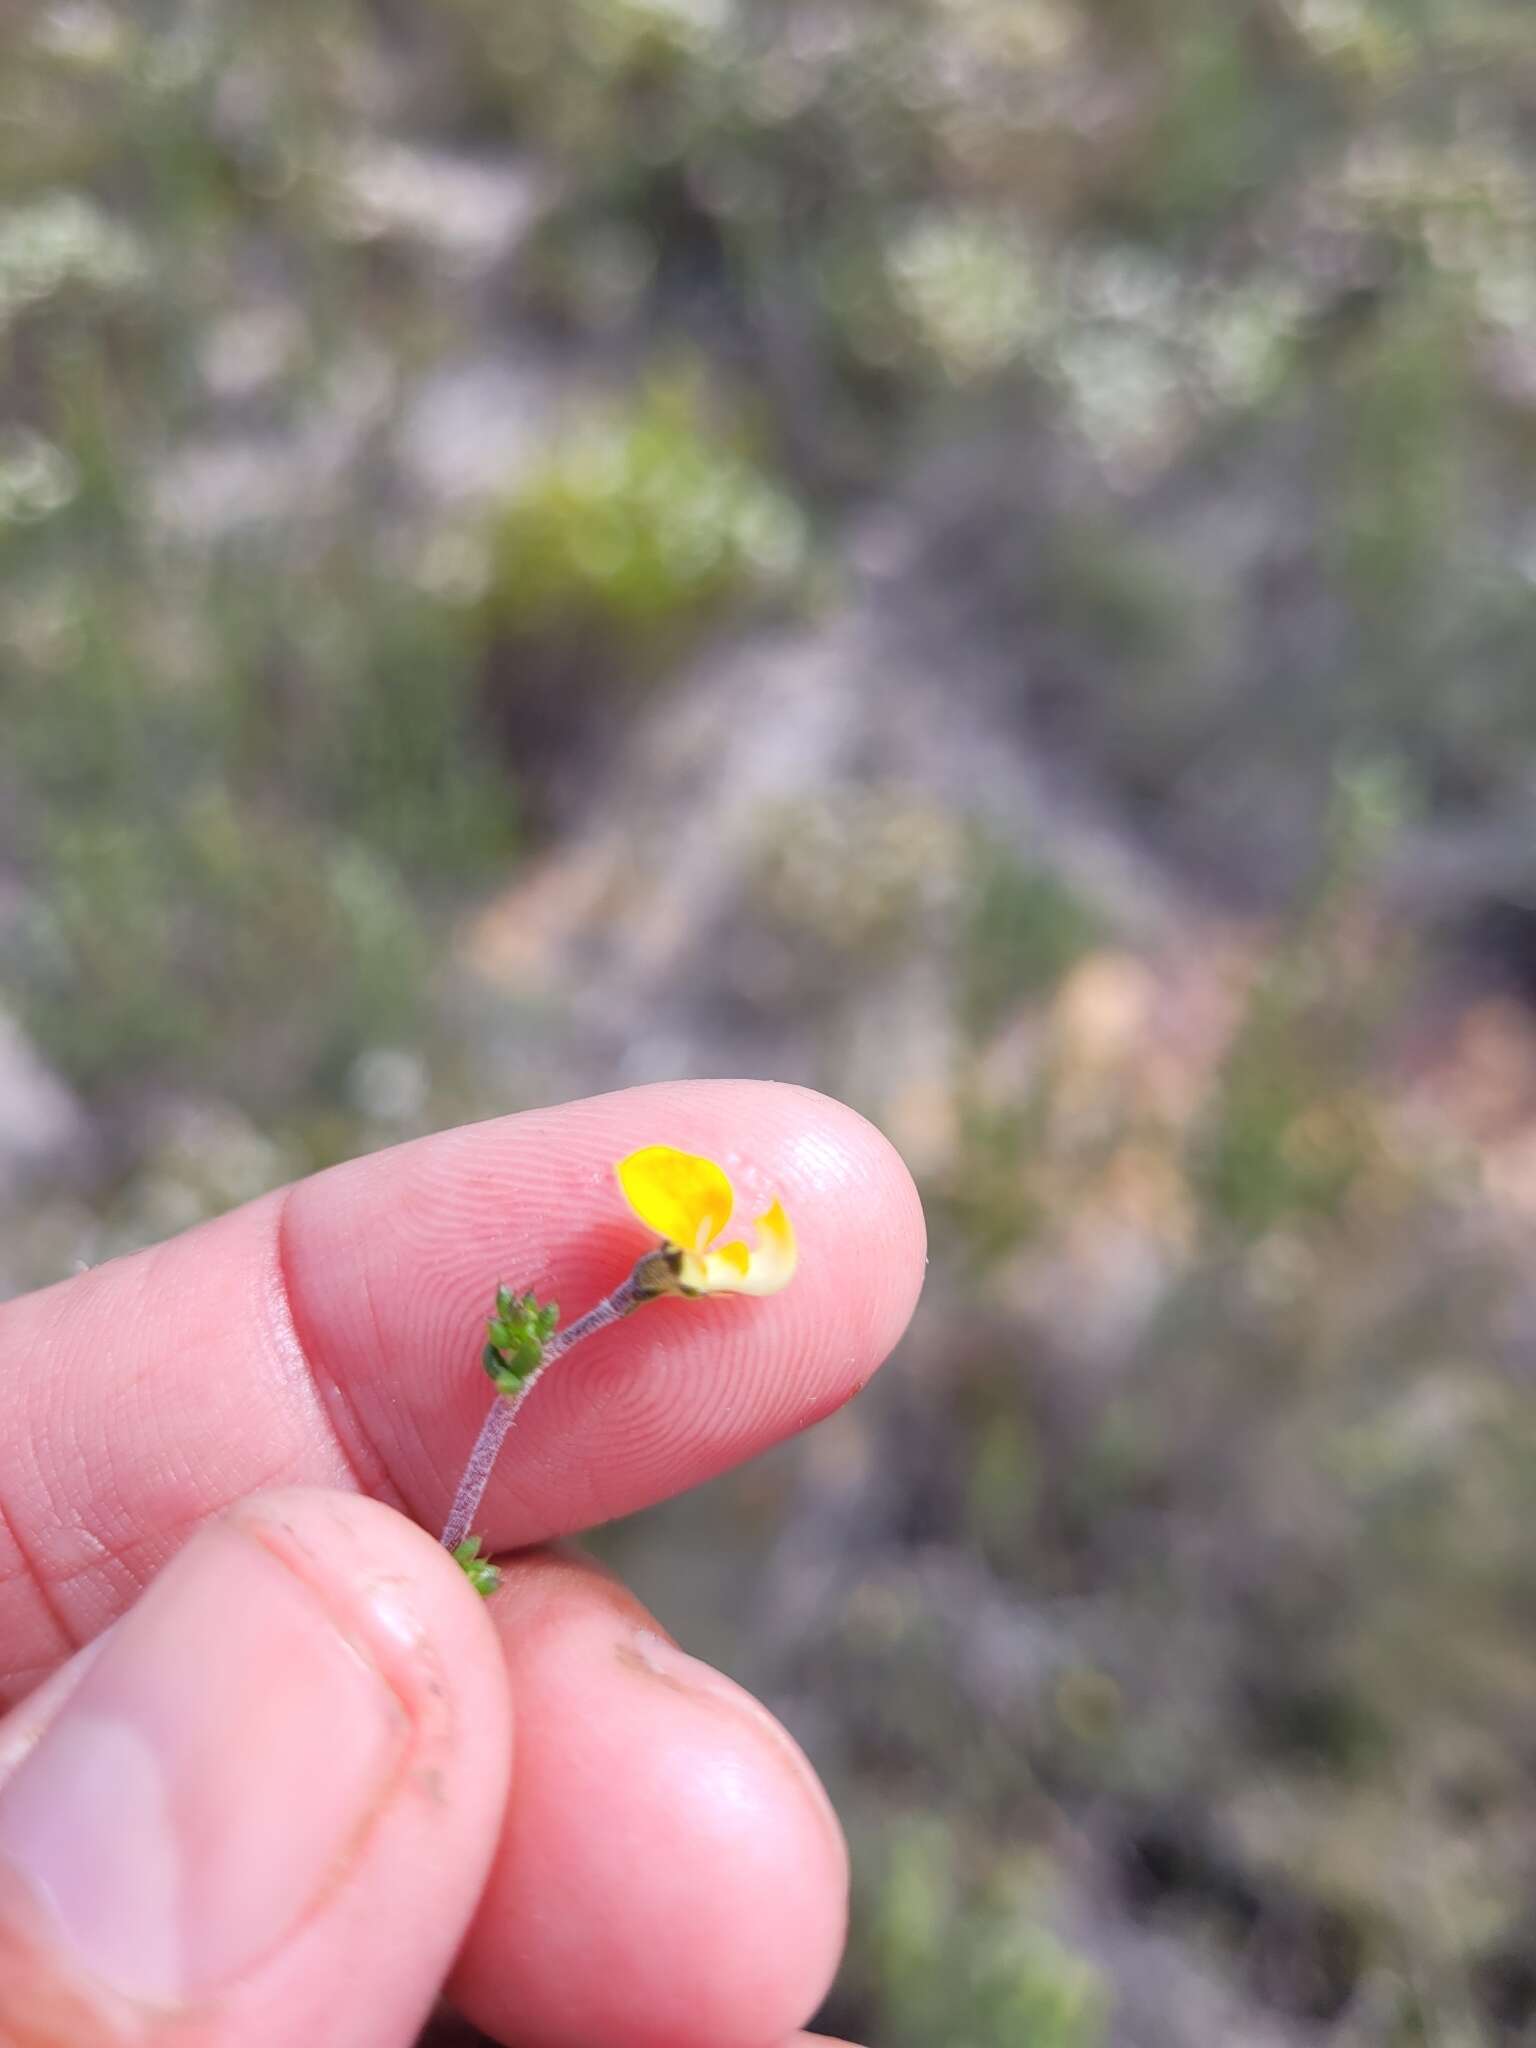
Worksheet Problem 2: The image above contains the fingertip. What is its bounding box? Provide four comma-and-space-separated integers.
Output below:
732, 1078, 926, 1318
279, 1079, 927, 1544
453, 1553, 848, 2048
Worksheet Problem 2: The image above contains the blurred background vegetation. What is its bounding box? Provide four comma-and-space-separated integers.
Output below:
6, 2, 1536, 2041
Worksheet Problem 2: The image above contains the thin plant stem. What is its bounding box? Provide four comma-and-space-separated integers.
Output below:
440, 1273, 641, 1553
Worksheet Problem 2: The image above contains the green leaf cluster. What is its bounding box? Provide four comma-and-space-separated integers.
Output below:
482, 374, 805, 647
452, 1536, 502, 1598
483, 1288, 560, 1396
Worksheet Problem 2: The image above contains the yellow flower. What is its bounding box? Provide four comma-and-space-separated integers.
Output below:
616, 1145, 798, 1298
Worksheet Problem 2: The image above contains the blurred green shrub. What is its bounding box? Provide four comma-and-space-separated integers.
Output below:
961, 840, 1104, 1043
1190, 933, 1383, 1244
444, 0, 1536, 857
853, 1820, 1108, 2048
474, 371, 807, 806
0, 3, 523, 1122
17, 805, 423, 1099
482, 371, 805, 646
1192, 767, 1410, 1240
3, 538, 505, 1109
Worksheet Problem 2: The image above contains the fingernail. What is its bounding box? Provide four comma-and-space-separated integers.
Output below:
0, 1521, 408, 2006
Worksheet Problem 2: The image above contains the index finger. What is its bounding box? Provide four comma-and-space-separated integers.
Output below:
0, 1081, 924, 1701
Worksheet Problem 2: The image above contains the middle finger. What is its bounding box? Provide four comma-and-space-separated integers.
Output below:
449, 1546, 848, 2048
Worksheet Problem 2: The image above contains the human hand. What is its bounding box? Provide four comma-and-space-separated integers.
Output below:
0, 1080, 923, 2048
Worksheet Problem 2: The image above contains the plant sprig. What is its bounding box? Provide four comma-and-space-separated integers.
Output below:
483, 1287, 560, 1396
451, 1535, 502, 1597
443, 1146, 798, 1597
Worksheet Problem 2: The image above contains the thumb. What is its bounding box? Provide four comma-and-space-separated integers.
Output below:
0, 1489, 511, 2048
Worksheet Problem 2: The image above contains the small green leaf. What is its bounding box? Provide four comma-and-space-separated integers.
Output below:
453, 1535, 502, 1597
482, 1285, 560, 1392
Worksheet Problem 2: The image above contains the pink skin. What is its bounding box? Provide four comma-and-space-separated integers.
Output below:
0, 1081, 925, 2048
457, 1550, 852, 2048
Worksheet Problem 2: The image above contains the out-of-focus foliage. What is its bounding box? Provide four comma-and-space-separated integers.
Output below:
417, 0, 1536, 883
0, 3, 521, 1124
854, 1821, 1108, 2048
8, 2, 1536, 2043
484, 373, 803, 643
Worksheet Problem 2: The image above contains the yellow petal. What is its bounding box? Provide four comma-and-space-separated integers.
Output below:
695, 1197, 798, 1297
616, 1145, 734, 1252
